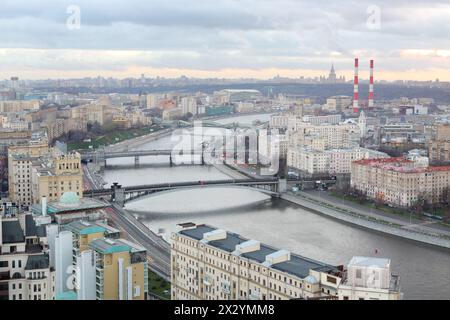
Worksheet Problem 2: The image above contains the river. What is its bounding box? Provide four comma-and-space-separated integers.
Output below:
101, 113, 450, 300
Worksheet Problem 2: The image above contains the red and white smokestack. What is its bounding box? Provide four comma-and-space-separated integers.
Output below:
353, 58, 359, 113
368, 59, 374, 108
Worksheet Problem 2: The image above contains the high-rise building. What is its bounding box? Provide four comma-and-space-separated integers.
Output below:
89, 238, 148, 300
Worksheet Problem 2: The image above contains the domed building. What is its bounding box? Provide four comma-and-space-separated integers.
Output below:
32, 191, 108, 224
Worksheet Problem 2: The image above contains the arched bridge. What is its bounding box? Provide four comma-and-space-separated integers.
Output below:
83, 178, 285, 207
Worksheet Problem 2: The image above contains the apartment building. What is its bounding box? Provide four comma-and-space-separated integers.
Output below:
171, 224, 343, 300
302, 114, 342, 125
289, 122, 360, 150
0, 100, 40, 113
429, 140, 450, 164
325, 96, 352, 112
350, 157, 450, 207
0, 212, 55, 300
429, 123, 450, 164
70, 101, 117, 126
287, 147, 388, 176
31, 152, 83, 204
180, 96, 198, 115
171, 223, 402, 300
270, 114, 290, 130
7, 134, 50, 206
90, 238, 148, 300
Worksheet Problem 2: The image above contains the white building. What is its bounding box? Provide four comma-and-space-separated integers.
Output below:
76, 250, 96, 300
0, 212, 55, 300
287, 147, 389, 175
180, 96, 197, 115
55, 230, 73, 295
338, 257, 402, 300
270, 114, 290, 130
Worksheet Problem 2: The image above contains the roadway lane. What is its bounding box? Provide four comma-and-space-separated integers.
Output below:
107, 205, 171, 281
83, 164, 171, 281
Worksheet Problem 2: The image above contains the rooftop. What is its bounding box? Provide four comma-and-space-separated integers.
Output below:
178, 224, 339, 280
25, 214, 46, 238
1, 220, 25, 244
64, 220, 106, 236
31, 194, 108, 215
353, 157, 450, 173
25, 254, 50, 270
348, 256, 390, 269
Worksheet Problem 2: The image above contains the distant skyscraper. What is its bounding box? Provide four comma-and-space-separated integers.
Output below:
328, 64, 337, 83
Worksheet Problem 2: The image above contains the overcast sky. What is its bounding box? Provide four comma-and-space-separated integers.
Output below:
1, 0, 450, 80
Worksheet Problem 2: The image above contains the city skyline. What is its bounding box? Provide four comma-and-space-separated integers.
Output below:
1, 1, 450, 81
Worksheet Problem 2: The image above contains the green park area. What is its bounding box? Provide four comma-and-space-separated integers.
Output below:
67, 125, 165, 151
148, 270, 171, 300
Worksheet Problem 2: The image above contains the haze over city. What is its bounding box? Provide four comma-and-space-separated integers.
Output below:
1, 0, 450, 80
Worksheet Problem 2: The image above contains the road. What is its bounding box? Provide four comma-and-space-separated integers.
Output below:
106, 205, 171, 281
83, 163, 171, 281
303, 190, 450, 237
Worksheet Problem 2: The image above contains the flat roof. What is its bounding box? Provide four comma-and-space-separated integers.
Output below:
353, 157, 450, 173
64, 220, 106, 235
31, 197, 107, 215
89, 238, 131, 254
178, 224, 339, 279
348, 256, 390, 268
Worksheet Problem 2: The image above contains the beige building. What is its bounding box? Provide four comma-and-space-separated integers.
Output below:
171, 223, 402, 300
287, 146, 388, 176
429, 140, 450, 164
162, 107, 183, 120
8, 137, 83, 207
89, 238, 148, 300
32, 152, 83, 204
171, 224, 343, 300
7, 154, 35, 206
289, 122, 360, 150
0, 100, 40, 113
326, 96, 352, 112
351, 157, 450, 207
70, 99, 117, 126
429, 123, 450, 164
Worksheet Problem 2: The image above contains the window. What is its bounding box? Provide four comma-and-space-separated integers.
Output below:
356, 269, 362, 279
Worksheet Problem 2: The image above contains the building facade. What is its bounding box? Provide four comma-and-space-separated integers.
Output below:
171, 223, 402, 300
351, 157, 450, 207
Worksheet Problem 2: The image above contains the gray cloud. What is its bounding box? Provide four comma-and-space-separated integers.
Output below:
0, 0, 450, 78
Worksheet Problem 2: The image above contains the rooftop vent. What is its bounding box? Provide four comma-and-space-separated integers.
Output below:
263, 250, 291, 267
234, 240, 260, 255
203, 229, 227, 242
